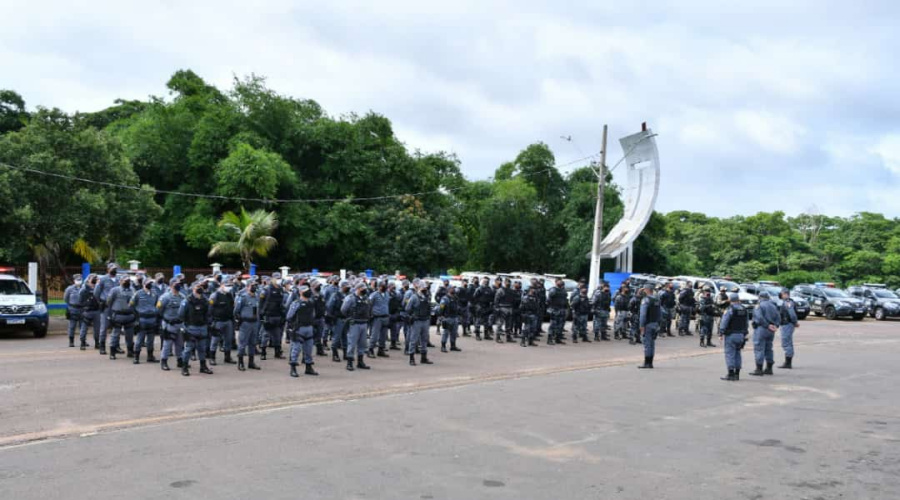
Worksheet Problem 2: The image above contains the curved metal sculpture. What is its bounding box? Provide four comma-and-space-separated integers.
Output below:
596, 128, 660, 271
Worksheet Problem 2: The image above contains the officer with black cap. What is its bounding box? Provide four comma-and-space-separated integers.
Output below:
286, 285, 318, 377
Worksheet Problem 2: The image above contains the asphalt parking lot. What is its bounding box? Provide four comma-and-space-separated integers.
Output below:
1, 316, 898, 499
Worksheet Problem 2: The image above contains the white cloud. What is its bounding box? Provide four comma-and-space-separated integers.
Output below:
870, 134, 900, 175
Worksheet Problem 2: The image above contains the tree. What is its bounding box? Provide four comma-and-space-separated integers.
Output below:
0, 90, 28, 135
208, 208, 278, 270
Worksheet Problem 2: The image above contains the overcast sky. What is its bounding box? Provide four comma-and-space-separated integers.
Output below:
3, 0, 899, 217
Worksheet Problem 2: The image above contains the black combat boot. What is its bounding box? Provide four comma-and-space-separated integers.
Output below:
721, 369, 735, 381
484, 331, 493, 341
331, 347, 341, 362
207, 350, 217, 366
475, 332, 482, 341
779, 357, 792, 369
602, 333, 611, 341
357, 355, 370, 370
200, 360, 213, 374
506, 333, 513, 343
125, 342, 133, 357
614, 332, 621, 340
582, 335, 592, 343
377, 347, 390, 358
238, 354, 246, 371
223, 351, 235, 364
495, 333, 503, 343
409, 353, 417, 366
667, 331, 675, 338
547, 336, 555, 345
80, 340, 87, 351
706, 337, 716, 347
316, 344, 325, 356
305, 363, 318, 376
366, 348, 376, 359
520, 337, 527, 347
275, 347, 285, 359
147, 349, 157, 362
342, 348, 348, 361
161, 358, 170, 371
260, 347, 267, 360
133, 350, 140, 365
181, 363, 190, 376
176, 358, 184, 368
528, 338, 537, 346
389, 341, 401, 351
100, 343, 107, 355
290, 363, 299, 378
441, 342, 448, 353
109, 347, 116, 360
763, 362, 774, 375
346, 358, 355, 371
248, 354, 261, 370
420, 352, 433, 365
69, 338, 75, 347
750, 364, 764, 376
685, 329, 693, 336
700, 337, 706, 348
638, 356, 653, 369
734, 369, 740, 381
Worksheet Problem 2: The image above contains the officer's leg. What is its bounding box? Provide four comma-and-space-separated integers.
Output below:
181, 332, 194, 370
440, 319, 449, 351
98, 309, 109, 349
133, 323, 145, 363
79, 313, 90, 348
358, 323, 369, 361
450, 318, 460, 350
750, 330, 765, 375
174, 329, 185, 362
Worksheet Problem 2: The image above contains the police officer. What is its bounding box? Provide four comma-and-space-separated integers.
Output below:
458, 278, 472, 336
234, 280, 261, 371
750, 291, 780, 377
158, 279, 185, 371
547, 279, 568, 345
613, 285, 631, 341
286, 285, 318, 377
493, 278, 513, 343
534, 278, 547, 337
94, 263, 119, 355
677, 283, 695, 336
590, 282, 612, 341
628, 288, 643, 345
106, 276, 136, 360
659, 282, 676, 337
311, 281, 327, 357
387, 282, 403, 351
439, 286, 461, 353
405, 282, 434, 366
715, 287, 730, 332
510, 280, 523, 339
179, 283, 214, 376
570, 285, 591, 343
258, 273, 286, 360
207, 278, 236, 365
342, 283, 372, 371
473, 277, 494, 341
638, 283, 661, 369
327, 280, 350, 363
64, 274, 84, 348
777, 289, 799, 369
368, 280, 391, 358
697, 287, 717, 348
519, 286, 539, 347
153, 273, 167, 297
718, 293, 749, 381
79, 274, 101, 350
130, 278, 159, 364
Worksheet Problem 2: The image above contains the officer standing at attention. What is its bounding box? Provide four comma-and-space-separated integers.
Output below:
458, 278, 472, 336
94, 263, 119, 355
311, 281, 328, 357
697, 287, 717, 348
106, 276, 136, 360
130, 278, 159, 364
439, 286, 462, 353
157, 279, 185, 371
207, 278, 237, 366
327, 280, 350, 363
778, 288, 799, 369
64, 274, 84, 348
659, 282, 676, 337
387, 282, 404, 351
341, 283, 372, 371
613, 285, 631, 341
519, 286, 539, 347
368, 280, 391, 358
638, 283, 661, 369
285, 285, 318, 377
718, 293, 748, 381
750, 291, 781, 377
473, 277, 494, 341
79, 274, 101, 350
628, 288, 643, 345
547, 278, 568, 345
405, 282, 434, 366
570, 285, 591, 343
233, 281, 261, 371
510, 280, 524, 339
258, 272, 286, 361
493, 278, 514, 343
179, 283, 214, 376
677, 283, 695, 336
590, 282, 612, 341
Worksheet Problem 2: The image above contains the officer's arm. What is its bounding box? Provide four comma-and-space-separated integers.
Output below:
719, 310, 731, 336
106, 289, 116, 308
286, 301, 298, 322
233, 296, 243, 319
157, 295, 166, 313
94, 281, 103, 301
639, 300, 648, 330
340, 295, 352, 316
789, 305, 798, 325
177, 301, 187, 321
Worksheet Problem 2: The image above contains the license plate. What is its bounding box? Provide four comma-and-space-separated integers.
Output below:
6, 319, 25, 325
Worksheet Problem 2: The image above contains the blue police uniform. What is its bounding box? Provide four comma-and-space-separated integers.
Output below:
591, 288, 612, 341
178, 293, 212, 376
638, 291, 661, 368
258, 283, 286, 360
286, 294, 317, 376
63, 280, 84, 346
341, 290, 371, 370
751, 298, 781, 375
93, 270, 119, 352
234, 290, 261, 370
718, 302, 749, 380
207, 288, 236, 365
157, 287, 185, 370
439, 293, 461, 352
106, 281, 136, 360
779, 298, 799, 368
78, 280, 102, 349
405, 289, 434, 365
130, 286, 159, 363
547, 285, 568, 344
368, 288, 390, 356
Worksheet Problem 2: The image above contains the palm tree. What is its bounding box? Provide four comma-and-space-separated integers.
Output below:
208, 207, 278, 271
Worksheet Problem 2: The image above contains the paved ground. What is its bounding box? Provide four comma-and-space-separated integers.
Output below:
1, 317, 899, 499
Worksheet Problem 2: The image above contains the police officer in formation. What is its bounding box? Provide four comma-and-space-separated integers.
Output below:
697, 286, 717, 348
519, 285, 540, 347
158, 279, 185, 371
439, 286, 462, 353
473, 277, 494, 341
130, 277, 159, 364
179, 282, 213, 376
285, 285, 318, 377
457, 278, 472, 336
590, 282, 611, 341
676, 283, 695, 336
79, 274, 102, 350
570, 285, 591, 343
613, 284, 631, 341
659, 282, 676, 337
637, 283, 661, 369
93, 263, 120, 355
405, 281, 434, 366
258, 273, 286, 360
63, 274, 84, 348
493, 278, 515, 343
326, 280, 350, 362
207, 278, 236, 365
778, 289, 799, 369
628, 287, 643, 344
107, 275, 136, 360
547, 278, 568, 345
368, 280, 391, 358
718, 293, 748, 381
341, 283, 372, 371
234, 280, 262, 371
750, 291, 780, 376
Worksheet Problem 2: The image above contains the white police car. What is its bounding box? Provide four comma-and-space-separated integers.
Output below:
0, 274, 49, 337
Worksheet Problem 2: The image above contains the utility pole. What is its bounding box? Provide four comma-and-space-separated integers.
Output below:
588, 125, 608, 296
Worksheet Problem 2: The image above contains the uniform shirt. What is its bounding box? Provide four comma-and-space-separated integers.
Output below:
639, 294, 661, 328
698, 295, 716, 316
719, 304, 749, 335
571, 293, 590, 314
130, 288, 159, 317
107, 285, 135, 314
234, 293, 260, 322
780, 299, 799, 326
369, 290, 390, 317
614, 292, 631, 312
208, 289, 235, 321
64, 284, 83, 309
547, 286, 568, 309
520, 293, 539, 314
591, 289, 611, 312
753, 300, 781, 330
439, 295, 460, 318
157, 291, 185, 323
79, 284, 100, 311
94, 273, 118, 303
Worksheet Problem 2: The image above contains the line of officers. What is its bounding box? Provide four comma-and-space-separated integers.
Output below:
617, 281, 799, 379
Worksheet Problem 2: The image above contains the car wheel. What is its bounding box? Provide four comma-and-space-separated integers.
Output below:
797, 313, 808, 320
33, 327, 48, 338
852, 314, 864, 321
875, 308, 886, 321
824, 306, 836, 320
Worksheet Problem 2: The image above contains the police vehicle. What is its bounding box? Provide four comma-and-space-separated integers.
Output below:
0, 273, 50, 338
807, 287, 866, 320
676, 276, 759, 313
846, 284, 900, 321
741, 283, 810, 320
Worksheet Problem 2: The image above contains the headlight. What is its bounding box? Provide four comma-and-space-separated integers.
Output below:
33, 303, 47, 315
836, 301, 849, 307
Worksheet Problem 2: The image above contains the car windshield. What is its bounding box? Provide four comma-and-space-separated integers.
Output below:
874, 290, 898, 299
715, 281, 740, 293
823, 289, 848, 298
764, 286, 783, 296
0, 279, 32, 295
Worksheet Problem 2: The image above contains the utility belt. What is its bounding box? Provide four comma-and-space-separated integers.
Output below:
139, 312, 158, 319
164, 319, 183, 325
373, 314, 389, 319
213, 316, 233, 322
111, 312, 135, 326
66, 307, 83, 320
351, 319, 369, 324
263, 316, 283, 328
239, 316, 257, 323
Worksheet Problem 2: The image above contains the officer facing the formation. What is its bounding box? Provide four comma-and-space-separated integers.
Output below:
590, 282, 612, 341
79, 274, 101, 350
628, 288, 643, 344
158, 279, 185, 371
570, 285, 591, 343
638, 283, 661, 369
64, 274, 84, 348
94, 263, 119, 355
107, 276, 136, 360
341, 283, 372, 372
130, 278, 159, 364
258, 273, 286, 360
778, 289, 799, 369
234, 280, 261, 371
519, 285, 539, 347
697, 287, 717, 348
208, 278, 236, 366
547, 278, 568, 345
285, 285, 318, 377
659, 282, 676, 337
677, 283, 695, 336
179, 283, 214, 376
439, 286, 462, 353
613, 285, 631, 341
750, 291, 781, 377
718, 292, 749, 381
405, 282, 434, 366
